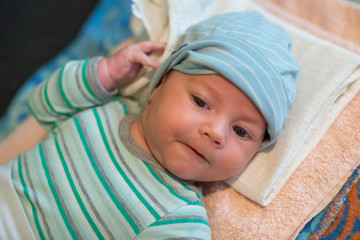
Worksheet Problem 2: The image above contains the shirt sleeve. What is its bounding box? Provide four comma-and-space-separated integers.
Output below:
29, 57, 114, 131
134, 201, 211, 240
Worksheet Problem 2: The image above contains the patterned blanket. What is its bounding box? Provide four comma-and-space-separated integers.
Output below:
0, 0, 359, 238
297, 164, 360, 239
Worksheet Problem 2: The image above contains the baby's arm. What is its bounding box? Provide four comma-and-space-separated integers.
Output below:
29, 41, 165, 131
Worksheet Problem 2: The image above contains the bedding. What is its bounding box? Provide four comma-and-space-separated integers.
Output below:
297, 162, 360, 239
0, 0, 359, 239
202, 0, 360, 238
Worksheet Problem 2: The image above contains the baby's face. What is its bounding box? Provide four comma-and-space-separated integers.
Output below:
133, 70, 267, 182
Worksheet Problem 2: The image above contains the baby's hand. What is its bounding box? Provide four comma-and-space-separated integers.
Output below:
98, 41, 166, 91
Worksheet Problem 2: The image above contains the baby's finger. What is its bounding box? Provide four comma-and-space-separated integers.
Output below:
132, 51, 162, 69
136, 41, 166, 53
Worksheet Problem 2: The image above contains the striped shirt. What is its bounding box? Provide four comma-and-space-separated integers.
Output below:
11, 58, 210, 239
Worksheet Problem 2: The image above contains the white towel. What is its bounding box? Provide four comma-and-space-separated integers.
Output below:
126, 0, 360, 206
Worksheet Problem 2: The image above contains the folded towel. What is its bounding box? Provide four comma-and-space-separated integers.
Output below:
127, 0, 360, 206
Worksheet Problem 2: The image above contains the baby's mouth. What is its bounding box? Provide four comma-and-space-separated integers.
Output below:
187, 145, 207, 161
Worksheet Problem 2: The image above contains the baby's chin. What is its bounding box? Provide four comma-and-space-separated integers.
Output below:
170, 170, 234, 182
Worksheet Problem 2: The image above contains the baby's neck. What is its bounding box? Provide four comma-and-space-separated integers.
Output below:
130, 120, 151, 153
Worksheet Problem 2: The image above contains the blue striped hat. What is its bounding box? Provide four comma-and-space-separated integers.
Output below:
148, 12, 299, 150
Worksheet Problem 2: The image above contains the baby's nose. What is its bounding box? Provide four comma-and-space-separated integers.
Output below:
199, 120, 227, 147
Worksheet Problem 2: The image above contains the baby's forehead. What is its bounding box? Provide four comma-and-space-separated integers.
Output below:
167, 71, 257, 108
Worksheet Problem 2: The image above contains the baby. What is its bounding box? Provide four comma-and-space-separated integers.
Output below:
3, 12, 298, 239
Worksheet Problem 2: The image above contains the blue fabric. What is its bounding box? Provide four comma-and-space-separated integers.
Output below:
0, 0, 133, 141
296, 163, 360, 239
148, 12, 300, 150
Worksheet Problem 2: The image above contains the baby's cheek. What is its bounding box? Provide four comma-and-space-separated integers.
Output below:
224, 151, 249, 172
214, 160, 238, 179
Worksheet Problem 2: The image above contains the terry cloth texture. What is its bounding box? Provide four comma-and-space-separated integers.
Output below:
147, 12, 300, 151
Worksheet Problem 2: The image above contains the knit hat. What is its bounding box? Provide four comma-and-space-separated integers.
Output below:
148, 12, 299, 150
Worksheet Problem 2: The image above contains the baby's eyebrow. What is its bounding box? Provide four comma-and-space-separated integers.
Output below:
190, 77, 223, 96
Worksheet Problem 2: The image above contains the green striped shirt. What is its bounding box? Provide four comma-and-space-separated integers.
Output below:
11, 58, 210, 239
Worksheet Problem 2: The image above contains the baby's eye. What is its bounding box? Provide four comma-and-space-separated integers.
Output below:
233, 126, 248, 138
193, 96, 209, 109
